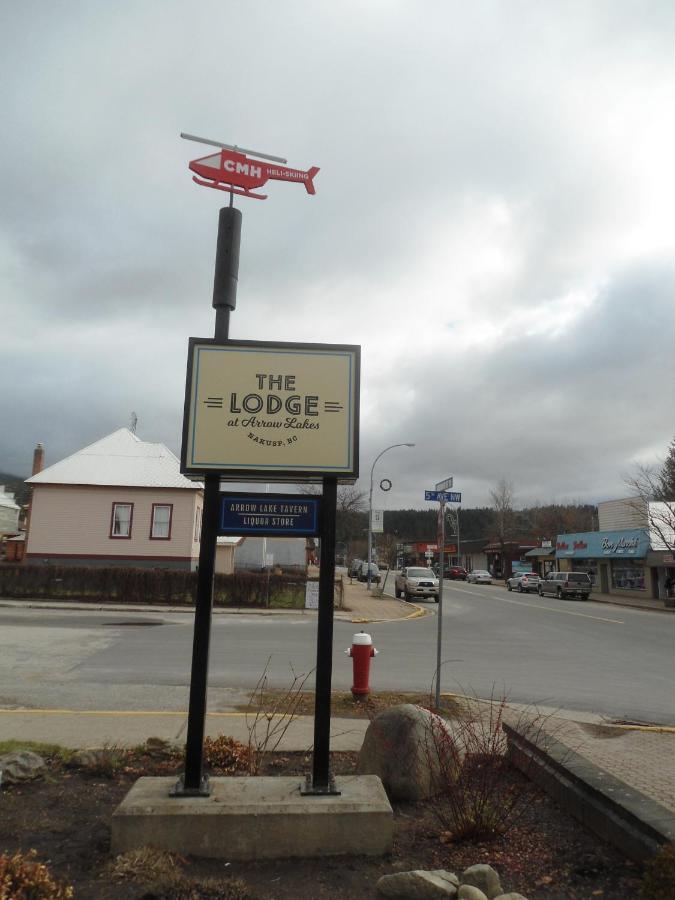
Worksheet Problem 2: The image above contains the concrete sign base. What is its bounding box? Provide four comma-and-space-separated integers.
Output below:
111, 774, 393, 859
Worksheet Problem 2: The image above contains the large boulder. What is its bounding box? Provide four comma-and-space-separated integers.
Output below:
460, 865, 503, 900
357, 704, 464, 801
377, 869, 459, 897
458, 887, 488, 900
0, 750, 47, 784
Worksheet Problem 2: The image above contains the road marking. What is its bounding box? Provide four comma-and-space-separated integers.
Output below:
0, 708, 257, 718
449, 585, 624, 624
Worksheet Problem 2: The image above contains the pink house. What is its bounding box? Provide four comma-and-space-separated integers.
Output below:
26, 429, 203, 570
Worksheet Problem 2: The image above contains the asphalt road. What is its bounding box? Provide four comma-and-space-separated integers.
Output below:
1, 580, 673, 724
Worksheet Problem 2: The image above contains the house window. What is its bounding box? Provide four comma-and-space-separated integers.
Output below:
151, 504, 173, 540
110, 503, 133, 538
194, 507, 202, 542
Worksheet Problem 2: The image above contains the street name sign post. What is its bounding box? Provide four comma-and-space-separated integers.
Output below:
425, 479, 461, 708
174, 134, 358, 798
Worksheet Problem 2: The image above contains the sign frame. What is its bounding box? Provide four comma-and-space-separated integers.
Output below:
181, 337, 360, 480
218, 491, 322, 537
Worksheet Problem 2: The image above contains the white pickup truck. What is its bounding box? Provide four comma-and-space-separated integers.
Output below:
394, 566, 439, 602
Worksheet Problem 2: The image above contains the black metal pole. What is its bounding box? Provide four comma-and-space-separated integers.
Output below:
310, 476, 338, 792
175, 205, 241, 796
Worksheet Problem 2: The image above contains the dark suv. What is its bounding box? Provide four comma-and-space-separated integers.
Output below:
538, 571, 592, 600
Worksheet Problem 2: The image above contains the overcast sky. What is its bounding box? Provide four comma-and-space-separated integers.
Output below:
2, 1, 674, 512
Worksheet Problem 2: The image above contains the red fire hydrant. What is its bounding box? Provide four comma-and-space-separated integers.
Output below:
345, 631, 378, 697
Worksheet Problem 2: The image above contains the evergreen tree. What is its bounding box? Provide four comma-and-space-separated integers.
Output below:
658, 437, 675, 500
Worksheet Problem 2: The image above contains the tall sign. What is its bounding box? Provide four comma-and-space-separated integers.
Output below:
174, 134, 346, 799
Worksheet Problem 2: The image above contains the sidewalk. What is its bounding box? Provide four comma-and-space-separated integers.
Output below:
338, 575, 426, 623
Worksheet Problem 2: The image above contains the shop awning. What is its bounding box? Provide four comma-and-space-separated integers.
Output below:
525, 547, 555, 557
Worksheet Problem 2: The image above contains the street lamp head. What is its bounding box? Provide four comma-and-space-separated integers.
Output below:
404, 443, 415, 447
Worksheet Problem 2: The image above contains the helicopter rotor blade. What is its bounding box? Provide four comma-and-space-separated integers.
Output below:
180, 132, 287, 164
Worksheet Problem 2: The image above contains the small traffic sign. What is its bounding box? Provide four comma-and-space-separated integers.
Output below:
425, 490, 462, 503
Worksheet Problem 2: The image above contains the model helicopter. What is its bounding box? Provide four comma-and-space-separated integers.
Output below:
181, 133, 319, 200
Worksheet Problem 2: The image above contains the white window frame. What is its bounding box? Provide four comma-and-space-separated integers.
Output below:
150, 503, 173, 540
110, 502, 133, 539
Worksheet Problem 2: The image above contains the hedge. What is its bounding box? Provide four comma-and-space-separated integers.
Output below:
0, 564, 307, 609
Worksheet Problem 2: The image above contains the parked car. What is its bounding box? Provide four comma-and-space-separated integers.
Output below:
538, 571, 592, 600
506, 572, 540, 593
467, 569, 492, 584
358, 561, 381, 584
395, 567, 439, 601
437, 565, 468, 580
349, 559, 363, 578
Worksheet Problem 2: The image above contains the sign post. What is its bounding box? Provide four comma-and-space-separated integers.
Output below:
425, 478, 462, 710
435, 492, 446, 710
176, 205, 241, 796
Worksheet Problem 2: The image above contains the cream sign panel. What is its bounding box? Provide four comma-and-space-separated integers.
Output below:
181, 339, 360, 478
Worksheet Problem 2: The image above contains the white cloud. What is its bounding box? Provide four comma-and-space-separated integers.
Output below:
2, 1, 675, 513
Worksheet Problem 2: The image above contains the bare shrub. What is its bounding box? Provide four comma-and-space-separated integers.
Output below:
424, 689, 559, 842
245, 658, 314, 775
69, 745, 126, 778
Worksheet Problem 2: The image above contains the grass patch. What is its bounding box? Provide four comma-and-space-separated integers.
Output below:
0, 739, 73, 763
268, 591, 305, 609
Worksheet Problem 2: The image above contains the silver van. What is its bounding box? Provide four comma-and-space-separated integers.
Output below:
538, 571, 591, 600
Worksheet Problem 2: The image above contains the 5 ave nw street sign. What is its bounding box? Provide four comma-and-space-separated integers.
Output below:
181, 338, 360, 480
425, 490, 462, 502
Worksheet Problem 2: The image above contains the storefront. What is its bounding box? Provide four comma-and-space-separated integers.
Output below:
555, 529, 654, 598
524, 542, 556, 577
396, 541, 457, 569
484, 540, 537, 579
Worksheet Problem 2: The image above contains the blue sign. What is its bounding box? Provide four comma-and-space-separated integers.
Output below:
555, 530, 650, 559
425, 490, 462, 503
219, 493, 321, 537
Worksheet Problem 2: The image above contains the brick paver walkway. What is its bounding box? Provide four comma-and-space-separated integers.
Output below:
537, 718, 675, 814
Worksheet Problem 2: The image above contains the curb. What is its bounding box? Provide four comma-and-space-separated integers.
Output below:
592, 596, 675, 614
345, 601, 428, 625
503, 721, 675, 862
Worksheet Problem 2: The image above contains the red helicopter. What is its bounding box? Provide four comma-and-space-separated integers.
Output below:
181, 133, 319, 200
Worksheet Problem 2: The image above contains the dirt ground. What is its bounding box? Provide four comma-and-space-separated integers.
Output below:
0, 744, 646, 900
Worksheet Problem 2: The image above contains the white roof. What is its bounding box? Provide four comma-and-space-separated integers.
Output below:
27, 428, 202, 491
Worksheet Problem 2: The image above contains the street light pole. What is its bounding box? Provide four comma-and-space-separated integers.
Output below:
367, 443, 415, 590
